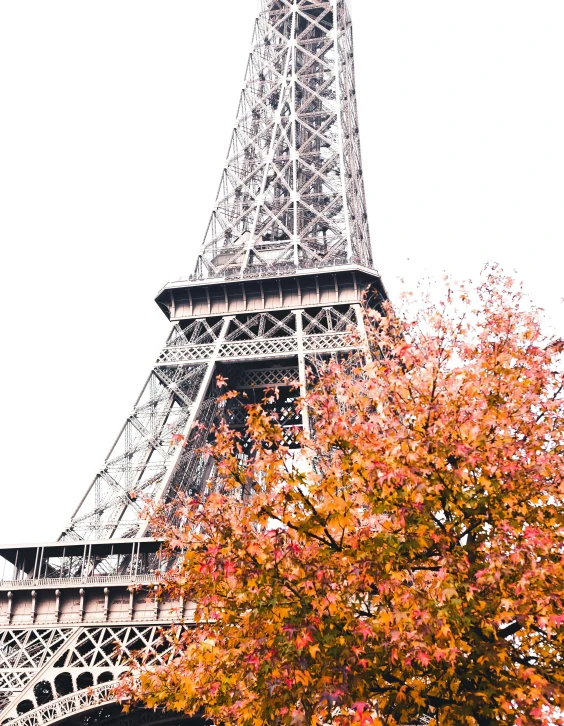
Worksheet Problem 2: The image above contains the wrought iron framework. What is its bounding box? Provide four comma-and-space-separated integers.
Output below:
0, 622, 177, 726
195, 0, 371, 278
63, 273, 383, 542
1, 1, 385, 725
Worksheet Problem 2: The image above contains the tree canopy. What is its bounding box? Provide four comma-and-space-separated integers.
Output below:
119, 270, 564, 726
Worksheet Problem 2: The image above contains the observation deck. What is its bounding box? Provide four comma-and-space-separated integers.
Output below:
0, 539, 185, 629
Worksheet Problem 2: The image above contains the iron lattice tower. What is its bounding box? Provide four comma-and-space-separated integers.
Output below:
0, 2, 385, 726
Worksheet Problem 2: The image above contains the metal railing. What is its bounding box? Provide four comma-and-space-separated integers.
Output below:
157, 331, 358, 367
168, 256, 371, 285
0, 573, 162, 591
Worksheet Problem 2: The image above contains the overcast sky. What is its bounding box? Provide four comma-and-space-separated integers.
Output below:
0, 1, 563, 545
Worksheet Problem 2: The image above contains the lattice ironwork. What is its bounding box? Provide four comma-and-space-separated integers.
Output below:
157, 345, 215, 365
225, 312, 297, 341
195, 0, 371, 279
8, 681, 115, 726
0, 630, 72, 674
231, 366, 299, 389
305, 332, 356, 352
167, 319, 223, 347
2, 3, 380, 726
303, 305, 357, 333
0, 625, 176, 720
62, 304, 364, 541
56, 0, 377, 543
54, 626, 170, 670
61, 362, 209, 541
221, 336, 299, 359
0, 629, 76, 718
9, 689, 189, 726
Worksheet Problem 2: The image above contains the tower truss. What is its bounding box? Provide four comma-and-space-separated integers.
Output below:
1, 1, 385, 725
196, 0, 371, 278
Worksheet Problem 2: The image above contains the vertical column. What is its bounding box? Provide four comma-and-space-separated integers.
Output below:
290, 4, 300, 267
294, 309, 311, 437
334, 0, 354, 263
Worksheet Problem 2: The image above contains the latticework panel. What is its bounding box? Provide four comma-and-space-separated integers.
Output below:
0, 629, 72, 675
0, 629, 73, 717
195, 0, 372, 279
167, 319, 223, 347
0, 625, 175, 721
303, 305, 356, 333
232, 365, 299, 389
62, 360, 208, 541
53, 626, 171, 670
225, 311, 297, 341
62, 305, 363, 542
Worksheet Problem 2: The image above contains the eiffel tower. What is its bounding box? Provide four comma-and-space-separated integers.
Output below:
0, 2, 385, 725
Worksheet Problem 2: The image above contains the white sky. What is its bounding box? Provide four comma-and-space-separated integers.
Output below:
0, 1, 563, 545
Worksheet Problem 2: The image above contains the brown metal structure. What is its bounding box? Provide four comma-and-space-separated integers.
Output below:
0, 2, 385, 725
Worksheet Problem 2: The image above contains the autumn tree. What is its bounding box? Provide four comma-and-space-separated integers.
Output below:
120, 269, 564, 726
